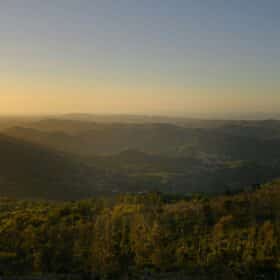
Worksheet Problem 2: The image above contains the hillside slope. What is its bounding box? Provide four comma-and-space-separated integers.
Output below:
4, 119, 280, 160
0, 134, 96, 199
0, 134, 133, 199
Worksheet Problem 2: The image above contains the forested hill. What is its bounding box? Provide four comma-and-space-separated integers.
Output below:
0, 180, 279, 279
0, 134, 143, 200
3, 119, 280, 197
0, 134, 94, 199
4, 119, 280, 160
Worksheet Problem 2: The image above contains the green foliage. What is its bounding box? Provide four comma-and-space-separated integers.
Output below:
0, 183, 279, 278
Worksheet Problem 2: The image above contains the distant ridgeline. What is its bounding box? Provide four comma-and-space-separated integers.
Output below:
3, 119, 280, 198
0, 180, 280, 279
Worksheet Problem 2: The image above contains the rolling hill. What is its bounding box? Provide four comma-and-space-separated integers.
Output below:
0, 134, 149, 199
0, 134, 98, 199
4, 119, 280, 160
2, 118, 280, 198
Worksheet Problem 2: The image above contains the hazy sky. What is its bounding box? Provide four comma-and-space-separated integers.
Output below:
1, 1, 280, 116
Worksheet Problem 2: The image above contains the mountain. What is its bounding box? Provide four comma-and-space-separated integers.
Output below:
0, 134, 100, 199
3, 118, 280, 197
4, 119, 280, 160
0, 134, 152, 199
3, 122, 190, 156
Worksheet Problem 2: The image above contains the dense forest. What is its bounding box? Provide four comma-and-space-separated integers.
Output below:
0, 180, 280, 279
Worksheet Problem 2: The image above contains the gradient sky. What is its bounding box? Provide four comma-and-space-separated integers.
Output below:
1, 0, 280, 116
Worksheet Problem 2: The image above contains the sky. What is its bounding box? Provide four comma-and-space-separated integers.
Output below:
0, 0, 280, 117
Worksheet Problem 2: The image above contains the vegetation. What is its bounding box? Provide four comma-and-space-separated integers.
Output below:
0, 134, 147, 200
0, 180, 280, 279
0, 117, 280, 278
3, 118, 280, 199
5, 119, 280, 160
